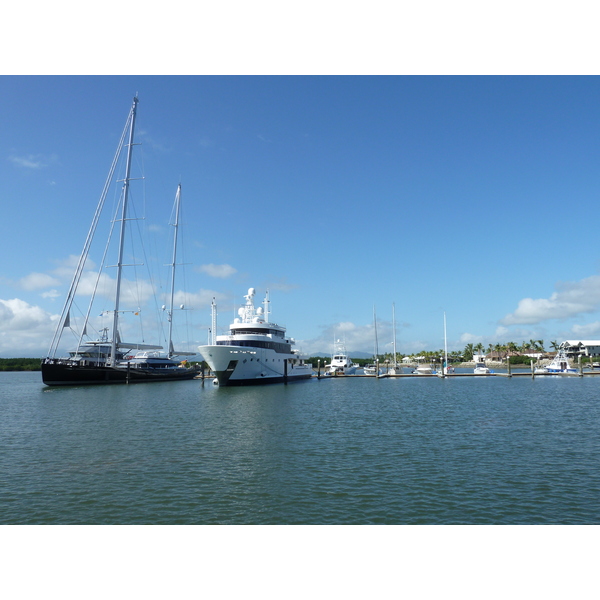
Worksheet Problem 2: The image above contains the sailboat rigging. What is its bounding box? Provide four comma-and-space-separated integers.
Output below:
388, 302, 402, 375
41, 97, 197, 385
364, 305, 380, 376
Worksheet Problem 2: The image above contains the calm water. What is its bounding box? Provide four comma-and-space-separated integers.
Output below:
1, 371, 599, 524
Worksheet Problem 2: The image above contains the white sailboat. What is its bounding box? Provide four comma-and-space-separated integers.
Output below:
388, 302, 403, 375
364, 305, 380, 376
437, 312, 454, 377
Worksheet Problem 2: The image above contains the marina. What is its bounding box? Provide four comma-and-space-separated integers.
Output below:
313, 369, 600, 378
30, 97, 600, 392
307, 363, 600, 379
4, 72, 600, 598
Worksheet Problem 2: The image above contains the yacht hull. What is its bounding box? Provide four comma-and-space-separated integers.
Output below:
41, 360, 197, 386
326, 366, 357, 376
198, 344, 312, 386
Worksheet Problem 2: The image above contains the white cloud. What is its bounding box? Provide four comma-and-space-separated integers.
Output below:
9, 153, 58, 169
0, 298, 57, 356
136, 130, 169, 153
60, 254, 93, 269
74, 271, 158, 307
297, 321, 384, 356
265, 279, 298, 293
41, 289, 60, 299
295, 317, 442, 357
18, 272, 61, 291
160, 289, 228, 310
495, 326, 510, 339
459, 332, 485, 345
571, 321, 600, 337
500, 274, 600, 325
49, 255, 97, 282
197, 264, 237, 278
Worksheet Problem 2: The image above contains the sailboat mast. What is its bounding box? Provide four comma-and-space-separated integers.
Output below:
110, 96, 139, 365
373, 305, 379, 359
443, 311, 448, 374
167, 184, 181, 358
392, 302, 397, 368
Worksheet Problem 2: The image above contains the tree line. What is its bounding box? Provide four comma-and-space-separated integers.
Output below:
0, 358, 42, 371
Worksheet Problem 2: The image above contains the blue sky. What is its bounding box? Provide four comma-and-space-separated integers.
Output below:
2, 75, 600, 358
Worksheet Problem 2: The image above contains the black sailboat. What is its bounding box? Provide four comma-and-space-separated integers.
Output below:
41, 98, 197, 386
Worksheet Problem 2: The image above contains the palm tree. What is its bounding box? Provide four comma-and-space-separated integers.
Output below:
463, 343, 474, 362
550, 340, 560, 352
492, 343, 504, 362
474, 342, 484, 358
450, 350, 462, 363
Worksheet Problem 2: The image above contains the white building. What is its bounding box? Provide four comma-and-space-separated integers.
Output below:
561, 340, 600, 358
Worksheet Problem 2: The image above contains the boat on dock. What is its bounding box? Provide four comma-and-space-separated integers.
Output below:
474, 361, 491, 374
41, 98, 197, 386
534, 347, 577, 374
437, 311, 453, 377
413, 364, 435, 375
364, 306, 381, 376
388, 302, 403, 375
326, 339, 358, 375
197, 288, 312, 386
363, 363, 380, 376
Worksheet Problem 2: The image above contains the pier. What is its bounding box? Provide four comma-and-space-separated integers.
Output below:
314, 370, 600, 379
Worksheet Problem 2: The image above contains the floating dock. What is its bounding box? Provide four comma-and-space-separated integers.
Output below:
314, 370, 600, 379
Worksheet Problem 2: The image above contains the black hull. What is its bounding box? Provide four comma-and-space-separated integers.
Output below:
41, 361, 197, 386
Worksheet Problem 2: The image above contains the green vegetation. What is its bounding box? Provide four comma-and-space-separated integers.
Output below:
0, 358, 42, 371
308, 339, 596, 367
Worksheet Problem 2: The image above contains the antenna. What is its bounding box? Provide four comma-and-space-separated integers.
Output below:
211, 298, 217, 345
263, 289, 270, 323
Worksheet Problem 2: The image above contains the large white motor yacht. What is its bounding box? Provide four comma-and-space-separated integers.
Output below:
198, 288, 312, 386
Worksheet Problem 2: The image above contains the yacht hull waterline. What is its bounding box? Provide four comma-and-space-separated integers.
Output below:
197, 347, 312, 386
41, 360, 197, 386
198, 288, 312, 386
